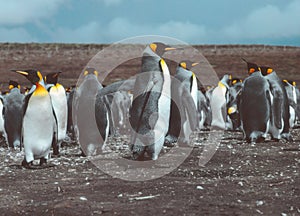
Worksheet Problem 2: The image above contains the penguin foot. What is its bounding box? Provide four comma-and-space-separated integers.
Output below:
281, 133, 293, 142
39, 158, 47, 166
177, 137, 189, 147
132, 152, 145, 161
52, 145, 60, 156
164, 135, 177, 147
52, 153, 61, 158
21, 159, 33, 169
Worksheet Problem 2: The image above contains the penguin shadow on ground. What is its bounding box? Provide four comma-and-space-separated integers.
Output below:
9, 163, 56, 170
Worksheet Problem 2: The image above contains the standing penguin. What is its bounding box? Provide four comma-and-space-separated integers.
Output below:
45, 72, 68, 155
197, 90, 210, 130
3, 80, 24, 149
0, 95, 5, 138
240, 60, 271, 143
210, 74, 231, 130
130, 42, 177, 160
66, 85, 76, 140
282, 80, 297, 128
260, 66, 291, 141
95, 90, 110, 150
227, 78, 243, 130
12, 69, 55, 168
165, 60, 199, 146
74, 68, 106, 156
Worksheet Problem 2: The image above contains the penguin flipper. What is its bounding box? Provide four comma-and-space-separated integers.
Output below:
98, 78, 135, 96
51, 105, 59, 155
182, 88, 198, 131
270, 86, 284, 129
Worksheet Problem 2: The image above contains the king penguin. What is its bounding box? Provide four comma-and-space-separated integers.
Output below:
260, 66, 291, 141
45, 72, 68, 155
66, 85, 77, 140
12, 69, 55, 168
165, 60, 199, 146
227, 78, 243, 130
3, 80, 25, 149
240, 60, 271, 143
0, 95, 5, 138
210, 74, 231, 130
74, 68, 106, 156
130, 42, 177, 160
282, 80, 297, 128
197, 89, 211, 130
95, 88, 110, 150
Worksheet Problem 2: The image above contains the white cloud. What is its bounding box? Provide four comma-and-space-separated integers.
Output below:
51, 21, 103, 43
223, 0, 300, 40
50, 18, 207, 44
106, 18, 207, 43
0, 27, 35, 42
0, 0, 67, 25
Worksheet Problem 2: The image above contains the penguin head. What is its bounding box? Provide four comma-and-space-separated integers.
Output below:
149, 42, 177, 56
11, 69, 44, 85
283, 79, 296, 87
242, 58, 260, 75
23, 86, 30, 94
260, 66, 273, 76
179, 60, 199, 70
8, 80, 20, 90
83, 67, 99, 77
230, 78, 243, 86
45, 72, 61, 85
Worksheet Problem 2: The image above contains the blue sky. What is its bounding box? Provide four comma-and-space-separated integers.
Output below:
0, 0, 299, 45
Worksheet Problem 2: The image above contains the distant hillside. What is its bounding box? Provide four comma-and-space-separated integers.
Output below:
0, 43, 299, 90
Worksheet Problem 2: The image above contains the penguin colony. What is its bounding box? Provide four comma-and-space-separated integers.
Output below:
0, 42, 299, 168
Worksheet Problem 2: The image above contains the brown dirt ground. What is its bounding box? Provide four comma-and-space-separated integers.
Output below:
0, 43, 299, 215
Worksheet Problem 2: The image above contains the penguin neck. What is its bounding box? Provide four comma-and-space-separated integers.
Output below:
143, 46, 161, 59
141, 48, 162, 73
218, 81, 228, 94
176, 66, 193, 78
32, 82, 48, 96
10, 87, 21, 94
46, 83, 55, 91
250, 71, 262, 77
218, 80, 229, 89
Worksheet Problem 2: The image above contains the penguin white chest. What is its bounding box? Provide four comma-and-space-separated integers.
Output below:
0, 99, 5, 134
23, 93, 54, 161
190, 75, 198, 110
49, 85, 68, 141
156, 59, 171, 134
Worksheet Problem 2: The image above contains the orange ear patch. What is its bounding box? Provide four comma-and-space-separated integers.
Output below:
37, 71, 43, 82
249, 68, 255, 73
180, 62, 187, 69
150, 43, 157, 52
267, 68, 273, 74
